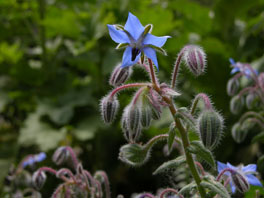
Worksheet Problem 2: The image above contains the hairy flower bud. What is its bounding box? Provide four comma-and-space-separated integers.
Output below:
119, 144, 149, 166
52, 146, 69, 165
183, 45, 206, 76
197, 110, 224, 150
231, 123, 248, 143
258, 73, 264, 91
122, 105, 142, 143
100, 94, 119, 124
109, 64, 132, 87
230, 95, 244, 114
246, 93, 258, 109
32, 171, 46, 190
140, 105, 152, 128
227, 78, 239, 96
231, 171, 250, 193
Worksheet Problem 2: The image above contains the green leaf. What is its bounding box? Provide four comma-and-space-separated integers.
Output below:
252, 132, 264, 143
153, 156, 186, 175
188, 141, 216, 169
167, 124, 176, 152
174, 108, 196, 130
200, 180, 230, 198
178, 181, 196, 195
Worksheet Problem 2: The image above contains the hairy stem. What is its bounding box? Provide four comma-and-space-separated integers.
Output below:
110, 83, 150, 98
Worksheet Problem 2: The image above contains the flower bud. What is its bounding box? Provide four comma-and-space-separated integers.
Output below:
246, 92, 258, 109
258, 73, 264, 91
109, 64, 132, 87
52, 146, 69, 165
100, 94, 119, 124
119, 144, 149, 166
231, 123, 248, 143
150, 104, 161, 120
231, 171, 250, 193
197, 110, 224, 150
122, 105, 142, 143
183, 45, 206, 76
140, 105, 152, 128
227, 78, 239, 96
230, 95, 244, 114
32, 171, 46, 190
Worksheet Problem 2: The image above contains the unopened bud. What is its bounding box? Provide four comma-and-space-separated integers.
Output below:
141, 105, 152, 128
52, 146, 69, 165
100, 95, 119, 124
109, 64, 132, 87
122, 105, 142, 143
197, 110, 224, 150
231, 171, 250, 193
32, 171, 46, 190
119, 144, 149, 166
246, 93, 258, 109
227, 78, 239, 96
258, 73, 264, 91
230, 95, 244, 114
231, 123, 248, 143
183, 45, 206, 76
150, 105, 161, 120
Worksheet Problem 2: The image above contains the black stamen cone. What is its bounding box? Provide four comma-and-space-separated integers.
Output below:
132, 48, 140, 61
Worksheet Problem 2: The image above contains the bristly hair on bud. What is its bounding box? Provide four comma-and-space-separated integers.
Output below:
231, 123, 248, 143
183, 45, 207, 76
231, 171, 250, 193
197, 109, 224, 150
230, 95, 244, 115
52, 146, 69, 165
109, 63, 133, 87
227, 78, 240, 96
32, 171, 47, 190
100, 94, 119, 124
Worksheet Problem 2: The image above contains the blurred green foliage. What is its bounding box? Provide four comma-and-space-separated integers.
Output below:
0, 0, 264, 197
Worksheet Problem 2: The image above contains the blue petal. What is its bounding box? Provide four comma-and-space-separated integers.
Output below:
107, 25, 130, 44
230, 180, 236, 193
121, 46, 141, 67
229, 58, 236, 65
124, 12, 144, 40
217, 161, 228, 173
246, 175, 263, 187
242, 164, 257, 173
143, 33, 171, 47
143, 47, 159, 71
35, 152, 46, 162
227, 162, 237, 170
231, 67, 240, 74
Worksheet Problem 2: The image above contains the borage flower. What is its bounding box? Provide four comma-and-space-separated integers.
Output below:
229, 58, 258, 78
217, 161, 262, 193
107, 12, 170, 70
22, 152, 46, 168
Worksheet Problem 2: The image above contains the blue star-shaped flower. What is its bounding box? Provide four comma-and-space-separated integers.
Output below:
217, 161, 263, 193
22, 152, 46, 168
229, 58, 258, 77
107, 12, 170, 70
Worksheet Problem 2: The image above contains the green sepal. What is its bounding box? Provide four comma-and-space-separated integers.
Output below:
252, 131, 264, 143
115, 24, 124, 30
200, 178, 230, 198
116, 43, 129, 49
188, 141, 216, 169
143, 24, 153, 35
178, 181, 196, 195
153, 156, 186, 175
147, 44, 167, 55
175, 108, 196, 130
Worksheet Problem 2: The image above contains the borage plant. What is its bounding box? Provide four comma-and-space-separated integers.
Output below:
100, 13, 263, 197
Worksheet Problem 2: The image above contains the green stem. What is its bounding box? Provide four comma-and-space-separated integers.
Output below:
38, 0, 47, 66
148, 60, 206, 197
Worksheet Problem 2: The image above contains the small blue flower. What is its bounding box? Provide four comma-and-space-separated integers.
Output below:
229, 58, 258, 77
217, 161, 262, 193
107, 12, 170, 70
22, 152, 46, 168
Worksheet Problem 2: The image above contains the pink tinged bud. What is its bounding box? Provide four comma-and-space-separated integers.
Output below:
109, 65, 133, 87
52, 146, 69, 165
231, 123, 248, 143
231, 171, 250, 193
197, 110, 224, 150
32, 171, 46, 190
100, 95, 119, 124
183, 45, 206, 76
227, 78, 239, 96
140, 105, 152, 128
230, 95, 244, 114
246, 93, 258, 109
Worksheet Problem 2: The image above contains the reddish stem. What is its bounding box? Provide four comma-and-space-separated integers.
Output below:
160, 188, 184, 198
148, 58, 159, 89
216, 168, 235, 181
110, 83, 150, 98
195, 161, 205, 176
65, 146, 79, 170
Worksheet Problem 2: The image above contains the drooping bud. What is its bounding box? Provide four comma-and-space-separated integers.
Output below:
227, 78, 239, 96
183, 45, 206, 76
121, 105, 142, 143
109, 64, 132, 87
246, 92, 258, 109
230, 95, 244, 114
197, 110, 224, 150
150, 104, 161, 120
140, 105, 152, 128
258, 73, 264, 91
119, 144, 149, 166
32, 171, 46, 190
52, 146, 69, 165
231, 171, 250, 193
100, 94, 119, 124
231, 123, 248, 143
